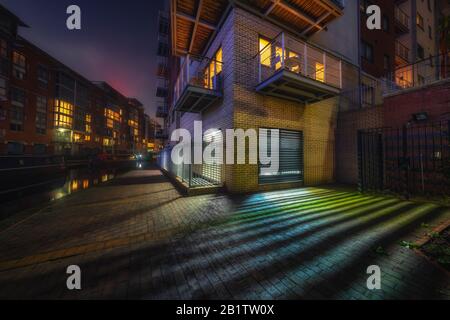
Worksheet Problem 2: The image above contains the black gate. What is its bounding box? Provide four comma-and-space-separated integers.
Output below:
358, 121, 450, 197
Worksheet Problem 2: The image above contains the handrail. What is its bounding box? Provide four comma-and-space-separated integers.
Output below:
256, 32, 343, 89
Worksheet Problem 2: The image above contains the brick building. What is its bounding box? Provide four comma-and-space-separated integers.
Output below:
0, 4, 148, 158
158, 0, 362, 194
158, 0, 449, 195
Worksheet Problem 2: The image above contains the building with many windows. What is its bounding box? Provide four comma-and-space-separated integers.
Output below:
157, 0, 449, 195
0, 4, 149, 157
158, 0, 359, 193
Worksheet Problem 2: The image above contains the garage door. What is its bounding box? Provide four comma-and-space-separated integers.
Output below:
259, 129, 304, 184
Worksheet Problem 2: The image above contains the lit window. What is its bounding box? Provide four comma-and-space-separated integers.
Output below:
315, 62, 325, 82
275, 46, 283, 70
204, 47, 223, 89
85, 135, 91, 142
259, 37, 271, 67
416, 13, 424, 30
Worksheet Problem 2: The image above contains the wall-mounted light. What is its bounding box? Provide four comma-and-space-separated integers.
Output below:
412, 112, 428, 122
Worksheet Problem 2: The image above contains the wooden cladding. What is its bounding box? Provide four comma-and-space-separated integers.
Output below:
171, 0, 343, 57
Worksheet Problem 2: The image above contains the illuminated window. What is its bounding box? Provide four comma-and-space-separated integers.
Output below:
85, 135, 91, 142
204, 47, 223, 89
288, 51, 301, 73
85, 114, 92, 123
106, 118, 114, 128
416, 13, 424, 30
73, 133, 82, 142
259, 37, 271, 67
315, 62, 325, 82
103, 138, 112, 146
275, 46, 283, 70
54, 99, 74, 115
54, 99, 74, 128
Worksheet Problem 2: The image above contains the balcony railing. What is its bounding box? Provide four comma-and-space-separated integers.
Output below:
385, 52, 450, 94
395, 41, 409, 63
394, 6, 409, 32
157, 145, 222, 189
255, 32, 342, 103
172, 55, 223, 113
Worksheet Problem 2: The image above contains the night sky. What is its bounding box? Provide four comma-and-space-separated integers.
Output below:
0, 0, 165, 121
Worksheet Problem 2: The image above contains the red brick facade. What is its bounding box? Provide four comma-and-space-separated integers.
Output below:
0, 6, 149, 157
383, 80, 450, 127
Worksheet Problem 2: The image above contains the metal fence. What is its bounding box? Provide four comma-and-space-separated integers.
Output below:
157, 145, 223, 188
358, 121, 450, 197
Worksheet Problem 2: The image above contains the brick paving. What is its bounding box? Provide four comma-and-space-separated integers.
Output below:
0, 168, 449, 299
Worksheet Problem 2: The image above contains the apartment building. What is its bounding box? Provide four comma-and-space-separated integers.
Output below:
0, 4, 148, 157
394, 0, 439, 87
158, 0, 362, 194
155, 9, 171, 139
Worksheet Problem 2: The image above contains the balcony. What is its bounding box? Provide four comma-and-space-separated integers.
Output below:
255, 33, 342, 104
394, 6, 409, 34
156, 106, 168, 118
395, 41, 409, 66
171, 0, 343, 56
172, 54, 223, 113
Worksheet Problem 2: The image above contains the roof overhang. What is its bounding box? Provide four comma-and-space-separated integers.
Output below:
171, 0, 343, 57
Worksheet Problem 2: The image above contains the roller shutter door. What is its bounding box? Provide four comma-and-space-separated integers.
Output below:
259, 129, 304, 184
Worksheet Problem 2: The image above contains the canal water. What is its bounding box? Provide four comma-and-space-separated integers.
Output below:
0, 167, 130, 218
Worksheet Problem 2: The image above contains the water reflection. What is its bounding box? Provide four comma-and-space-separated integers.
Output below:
50, 169, 116, 201
1, 168, 121, 217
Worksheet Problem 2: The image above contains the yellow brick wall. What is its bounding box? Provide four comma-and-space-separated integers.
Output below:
224, 8, 342, 194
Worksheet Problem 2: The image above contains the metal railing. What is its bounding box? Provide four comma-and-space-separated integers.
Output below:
157, 145, 223, 188
394, 6, 409, 31
172, 55, 223, 108
256, 32, 342, 89
387, 51, 450, 94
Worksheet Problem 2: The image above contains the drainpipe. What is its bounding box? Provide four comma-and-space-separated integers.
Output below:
357, 0, 363, 109
411, 0, 418, 85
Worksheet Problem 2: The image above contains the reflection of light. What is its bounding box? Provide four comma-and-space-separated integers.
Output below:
82, 180, 89, 189
71, 180, 79, 192
137, 163, 142, 169
54, 192, 66, 200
